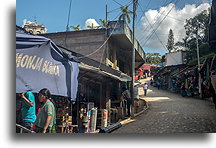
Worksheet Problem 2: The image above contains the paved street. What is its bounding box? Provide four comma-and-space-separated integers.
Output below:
112, 78, 216, 134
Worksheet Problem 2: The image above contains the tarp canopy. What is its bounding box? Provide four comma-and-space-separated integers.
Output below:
140, 65, 151, 71
16, 32, 79, 101
209, 0, 215, 52
210, 0, 215, 26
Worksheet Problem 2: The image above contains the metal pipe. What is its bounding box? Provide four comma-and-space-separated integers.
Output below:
196, 35, 202, 98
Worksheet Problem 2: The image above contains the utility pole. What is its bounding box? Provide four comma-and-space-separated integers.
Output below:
106, 5, 108, 24
196, 34, 202, 98
130, 0, 138, 119
66, 0, 72, 32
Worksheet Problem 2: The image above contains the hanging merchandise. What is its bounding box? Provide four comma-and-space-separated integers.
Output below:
185, 79, 189, 89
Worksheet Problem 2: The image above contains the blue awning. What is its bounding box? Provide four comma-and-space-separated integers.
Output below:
16, 32, 79, 101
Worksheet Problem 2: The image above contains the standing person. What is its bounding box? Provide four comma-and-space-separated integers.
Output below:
157, 81, 161, 90
181, 83, 187, 97
143, 83, 148, 96
150, 79, 153, 85
20, 91, 36, 132
134, 84, 139, 99
34, 88, 56, 133
121, 87, 131, 117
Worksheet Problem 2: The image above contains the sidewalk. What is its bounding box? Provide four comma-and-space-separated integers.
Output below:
101, 78, 152, 133
119, 77, 151, 126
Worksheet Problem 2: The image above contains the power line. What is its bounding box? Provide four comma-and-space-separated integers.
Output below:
156, 11, 185, 22
139, 0, 209, 46
109, 0, 133, 22
65, 1, 129, 60
73, 16, 121, 60
141, 0, 180, 48
108, 0, 133, 14
138, 0, 177, 42
111, 0, 133, 7
137, 0, 182, 64
135, 0, 152, 26
136, 0, 176, 41
108, 7, 121, 13
137, 2, 168, 51
112, 0, 123, 6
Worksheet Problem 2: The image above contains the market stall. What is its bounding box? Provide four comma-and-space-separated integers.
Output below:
16, 31, 79, 133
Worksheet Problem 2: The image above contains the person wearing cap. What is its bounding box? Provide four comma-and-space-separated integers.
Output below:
20, 91, 36, 132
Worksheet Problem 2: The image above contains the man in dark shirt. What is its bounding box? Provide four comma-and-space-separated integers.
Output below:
122, 87, 131, 117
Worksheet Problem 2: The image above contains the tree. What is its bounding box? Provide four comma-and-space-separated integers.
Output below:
87, 23, 99, 29
182, 9, 210, 51
118, 5, 132, 24
175, 9, 211, 63
184, 9, 209, 43
166, 29, 174, 53
70, 25, 80, 31
99, 19, 108, 28
175, 36, 189, 50
145, 53, 162, 64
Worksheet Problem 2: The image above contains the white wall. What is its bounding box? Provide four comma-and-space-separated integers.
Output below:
165, 51, 183, 66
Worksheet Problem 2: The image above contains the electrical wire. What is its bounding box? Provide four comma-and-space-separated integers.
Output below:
135, 0, 152, 26
137, 2, 170, 51
137, 0, 182, 64
109, 0, 133, 22
138, 0, 176, 43
98, 13, 122, 69
136, 0, 175, 41
111, 0, 132, 7
73, 14, 121, 60
108, 7, 121, 13
140, 0, 180, 48
73, 0, 134, 60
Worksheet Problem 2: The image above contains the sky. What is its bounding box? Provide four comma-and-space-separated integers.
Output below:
1, 1, 215, 147
16, 0, 212, 55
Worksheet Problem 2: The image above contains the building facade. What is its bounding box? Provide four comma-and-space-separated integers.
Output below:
23, 21, 46, 35
42, 21, 145, 76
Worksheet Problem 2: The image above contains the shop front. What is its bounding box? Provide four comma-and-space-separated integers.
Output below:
74, 62, 131, 133
16, 31, 79, 133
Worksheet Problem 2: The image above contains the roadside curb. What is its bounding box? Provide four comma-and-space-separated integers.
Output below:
134, 101, 149, 117
99, 101, 149, 133
119, 101, 149, 125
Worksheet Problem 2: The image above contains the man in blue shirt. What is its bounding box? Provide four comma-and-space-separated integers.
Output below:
20, 91, 36, 132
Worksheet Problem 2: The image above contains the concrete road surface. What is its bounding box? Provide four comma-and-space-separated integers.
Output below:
112, 78, 216, 134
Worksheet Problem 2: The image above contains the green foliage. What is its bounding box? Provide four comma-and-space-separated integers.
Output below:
118, 5, 132, 24
184, 9, 210, 42
70, 25, 80, 31
175, 9, 212, 64
199, 43, 210, 55
166, 29, 174, 53
187, 52, 216, 66
99, 19, 108, 28
87, 23, 99, 29
145, 53, 162, 64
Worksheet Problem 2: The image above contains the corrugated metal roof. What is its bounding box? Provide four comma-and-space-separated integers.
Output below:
79, 62, 131, 82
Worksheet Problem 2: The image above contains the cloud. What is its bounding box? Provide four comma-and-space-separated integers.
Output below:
22, 19, 33, 27
136, 3, 210, 53
84, 18, 100, 29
